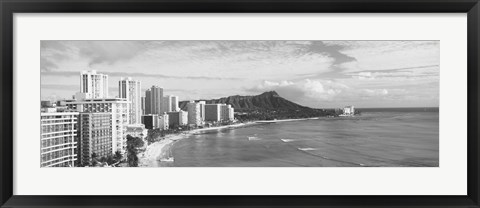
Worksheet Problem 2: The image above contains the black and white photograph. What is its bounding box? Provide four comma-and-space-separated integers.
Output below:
40, 40, 439, 168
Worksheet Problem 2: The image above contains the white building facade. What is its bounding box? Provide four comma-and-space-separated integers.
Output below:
119, 77, 142, 124
40, 111, 79, 167
80, 70, 109, 99
220, 104, 235, 121
65, 98, 129, 155
167, 110, 188, 127
158, 113, 170, 130
198, 101, 206, 122
187, 101, 202, 126
229, 108, 234, 121
162, 95, 173, 113
145, 86, 163, 115
171, 96, 179, 112
78, 112, 113, 166
343, 106, 355, 115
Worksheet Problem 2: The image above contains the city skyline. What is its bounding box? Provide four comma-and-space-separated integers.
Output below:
41, 40, 439, 108
40, 69, 237, 167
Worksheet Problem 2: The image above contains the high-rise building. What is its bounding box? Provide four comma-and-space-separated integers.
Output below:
229, 108, 235, 121
65, 98, 129, 155
119, 77, 142, 124
145, 86, 163, 115
145, 90, 152, 115
151, 86, 164, 114
171, 96, 179, 112
141, 96, 146, 115
181, 110, 188, 126
198, 101, 206, 122
220, 104, 234, 121
78, 112, 113, 166
41, 111, 79, 167
167, 110, 188, 128
162, 95, 173, 113
205, 104, 221, 122
80, 70, 109, 99
158, 113, 169, 130
187, 101, 202, 126
142, 114, 158, 129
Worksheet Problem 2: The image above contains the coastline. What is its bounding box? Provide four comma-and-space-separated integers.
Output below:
137, 122, 256, 166
254, 117, 320, 123
137, 134, 180, 167
137, 117, 320, 167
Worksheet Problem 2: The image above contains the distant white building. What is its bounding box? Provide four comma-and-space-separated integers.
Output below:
187, 101, 202, 126
162, 95, 173, 113
171, 96, 179, 112
158, 113, 169, 130
220, 104, 234, 121
80, 70, 109, 99
342, 106, 355, 116
228, 108, 234, 121
167, 110, 188, 127
198, 101, 206, 122
145, 86, 163, 115
140, 96, 146, 115
119, 77, 142, 124
181, 110, 188, 125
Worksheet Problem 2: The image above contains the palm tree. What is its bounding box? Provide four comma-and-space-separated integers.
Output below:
114, 151, 122, 162
126, 135, 144, 167
91, 152, 98, 166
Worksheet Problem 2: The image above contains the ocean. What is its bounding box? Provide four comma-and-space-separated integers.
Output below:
157, 108, 439, 167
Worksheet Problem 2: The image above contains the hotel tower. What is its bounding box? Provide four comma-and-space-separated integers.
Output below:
119, 77, 142, 124
80, 70, 109, 99
40, 111, 79, 167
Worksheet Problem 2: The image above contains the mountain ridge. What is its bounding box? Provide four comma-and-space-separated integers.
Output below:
179, 91, 312, 111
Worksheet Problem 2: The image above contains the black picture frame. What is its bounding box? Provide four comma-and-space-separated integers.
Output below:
1, 0, 479, 207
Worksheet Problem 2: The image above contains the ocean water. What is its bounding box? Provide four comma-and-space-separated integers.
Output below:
160, 108, 439, 167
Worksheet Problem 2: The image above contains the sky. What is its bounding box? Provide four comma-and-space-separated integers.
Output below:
41, 40, 439, 108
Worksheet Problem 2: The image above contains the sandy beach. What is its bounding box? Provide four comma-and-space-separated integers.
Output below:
137, 122, 255, 166
137, 134, 180, 167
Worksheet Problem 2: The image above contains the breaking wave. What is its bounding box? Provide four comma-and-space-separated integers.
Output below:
297, 147, 318, 151
248, 136, 262, 141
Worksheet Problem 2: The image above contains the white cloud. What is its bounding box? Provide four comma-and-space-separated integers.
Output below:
250, 79, 349, 104
363, 89, 389, 96
338, 41, 440, 74
247, 78, 428, 108
41, 40, 439, 108
261, 80, 295, 87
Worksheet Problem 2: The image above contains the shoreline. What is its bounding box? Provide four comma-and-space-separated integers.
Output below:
254, 117, 319, 123
137, 133, 180, 167
137, 122, 256, 166
137, 117, 320, 166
